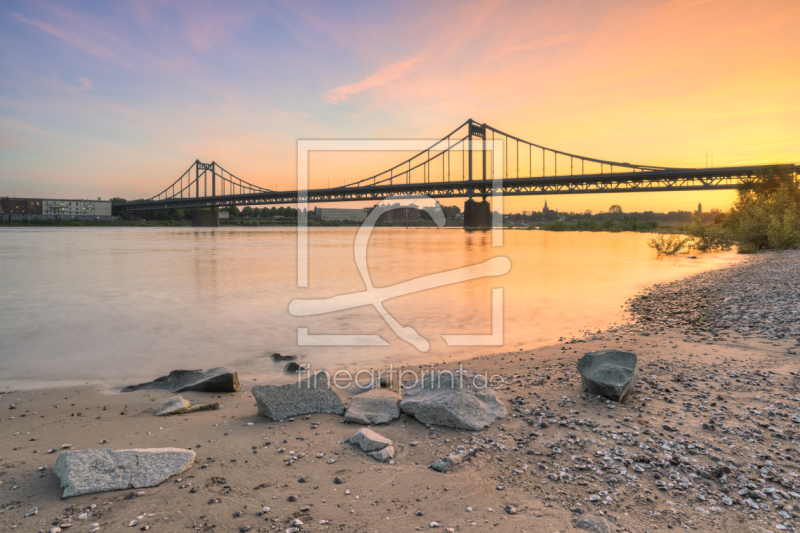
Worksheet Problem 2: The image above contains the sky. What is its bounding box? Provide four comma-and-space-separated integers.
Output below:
1, 0, 799, 214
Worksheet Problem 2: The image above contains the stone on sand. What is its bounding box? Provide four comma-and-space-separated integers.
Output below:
576, 349, 639, 402
271, 353, 297, 361
348, 428, 393, 452
251, 370, 344, 420
53, 448, 196, 498
154, 395, 220, 416
575, 515, 610, 533
350, 376, 392, 396
344, 389, 400, 425
430, 450, 470, 473
368, 446, 395, 463
399, 369, 507, 430
121, 367, 241, 393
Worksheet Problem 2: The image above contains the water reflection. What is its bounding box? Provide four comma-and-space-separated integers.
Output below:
0, 227, 742, 390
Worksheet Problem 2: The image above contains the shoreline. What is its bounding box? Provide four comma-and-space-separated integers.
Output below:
2, 252, 799, 533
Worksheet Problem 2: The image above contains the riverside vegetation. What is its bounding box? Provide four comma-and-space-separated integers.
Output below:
649, 165, 800, 255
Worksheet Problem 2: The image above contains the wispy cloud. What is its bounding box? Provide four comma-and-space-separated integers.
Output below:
11, 13, 129, 67
57, 77, 94, 93
495, 32, 576, 58
323, 57, 422, 105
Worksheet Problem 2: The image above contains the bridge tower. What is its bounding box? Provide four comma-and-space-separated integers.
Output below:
463, 119, 492, 229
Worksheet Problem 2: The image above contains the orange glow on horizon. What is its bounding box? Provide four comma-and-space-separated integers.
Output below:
1, 0, 797, 214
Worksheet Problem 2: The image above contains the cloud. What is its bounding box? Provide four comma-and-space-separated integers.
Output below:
495, 32, 577, 58
58, 77, 94, 92
323, 57, 422, 105
11, 13, 129, 67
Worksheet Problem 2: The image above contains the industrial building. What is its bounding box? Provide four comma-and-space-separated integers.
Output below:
314, 206, 371, 222
1, 197, 113, 220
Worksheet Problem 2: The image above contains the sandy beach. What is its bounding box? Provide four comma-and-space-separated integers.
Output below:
2, 251, 799, 533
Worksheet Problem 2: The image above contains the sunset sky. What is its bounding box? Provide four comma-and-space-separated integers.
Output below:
1, 0, 798, 214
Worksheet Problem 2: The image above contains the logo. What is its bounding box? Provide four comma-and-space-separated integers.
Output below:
292, 139, 508, 351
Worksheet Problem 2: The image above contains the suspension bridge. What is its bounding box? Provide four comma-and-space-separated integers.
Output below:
114, 119, 798, 227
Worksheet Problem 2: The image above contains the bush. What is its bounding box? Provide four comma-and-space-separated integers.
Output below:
684, 217, 733, 252
647, 234, 691, 255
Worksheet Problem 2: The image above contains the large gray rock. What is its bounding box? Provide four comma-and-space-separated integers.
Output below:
344, 389, 400, 425
154, 395, 219, 416
399, 369, 507, 430
347, 428, 393, 452
576, 350, 639, 402
251, 371, 344, 420
53, 448, 195, 498
121, 367, 241, 393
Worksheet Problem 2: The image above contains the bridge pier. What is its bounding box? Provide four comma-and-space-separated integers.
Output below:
191, 210, 219, 227
463, 198, 492, 229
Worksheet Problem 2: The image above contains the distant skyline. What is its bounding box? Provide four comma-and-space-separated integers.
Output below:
1, 0, 798, 214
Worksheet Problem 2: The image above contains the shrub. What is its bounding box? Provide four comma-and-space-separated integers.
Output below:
647, 234, 691, 255
684, 217, 733, 252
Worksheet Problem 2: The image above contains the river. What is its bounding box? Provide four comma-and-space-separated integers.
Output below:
0, 226, 742, 390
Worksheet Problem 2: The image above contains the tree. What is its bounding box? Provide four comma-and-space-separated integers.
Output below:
241, 206, 254, 218
609, 205, 623, 214
227, 206, 241, 218
724, 165, 799, 252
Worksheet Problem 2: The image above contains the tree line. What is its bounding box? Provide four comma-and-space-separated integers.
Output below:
649, 165, 800, 254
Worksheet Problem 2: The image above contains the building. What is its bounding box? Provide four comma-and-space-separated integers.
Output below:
315, 207, 370, 222
42, 199, 112, 217
373, 202, 421, 223
1, 197, 112, 219
0, 198, 43, 215
219, 210, 229, 219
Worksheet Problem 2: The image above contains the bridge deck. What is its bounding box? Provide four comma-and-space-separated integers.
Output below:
117, 165, 797, 212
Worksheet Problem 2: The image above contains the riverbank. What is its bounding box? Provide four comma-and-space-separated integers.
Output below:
1, 252, 798, 533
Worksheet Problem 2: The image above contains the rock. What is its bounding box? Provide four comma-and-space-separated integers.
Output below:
399, 369, 507, 430
348, 428, 393, 452
121, 367, 240, 393
575, 515, 610, 533
368, 446, 395, 463
271, 353, 296, 361
154, 396, 219, 416
53, 448, 195, 498
284, 362, 303, 373
343, 389, 401, 425
430, 451, 470, 473
154, 396, 189, 415
350, 376, 393, 396
251, 371, 344, 420
576, 350, 639, 402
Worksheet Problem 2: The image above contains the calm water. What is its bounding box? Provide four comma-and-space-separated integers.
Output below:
0, 227, 741, 391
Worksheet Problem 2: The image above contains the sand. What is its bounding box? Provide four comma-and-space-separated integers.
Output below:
2, 254, 799, 533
